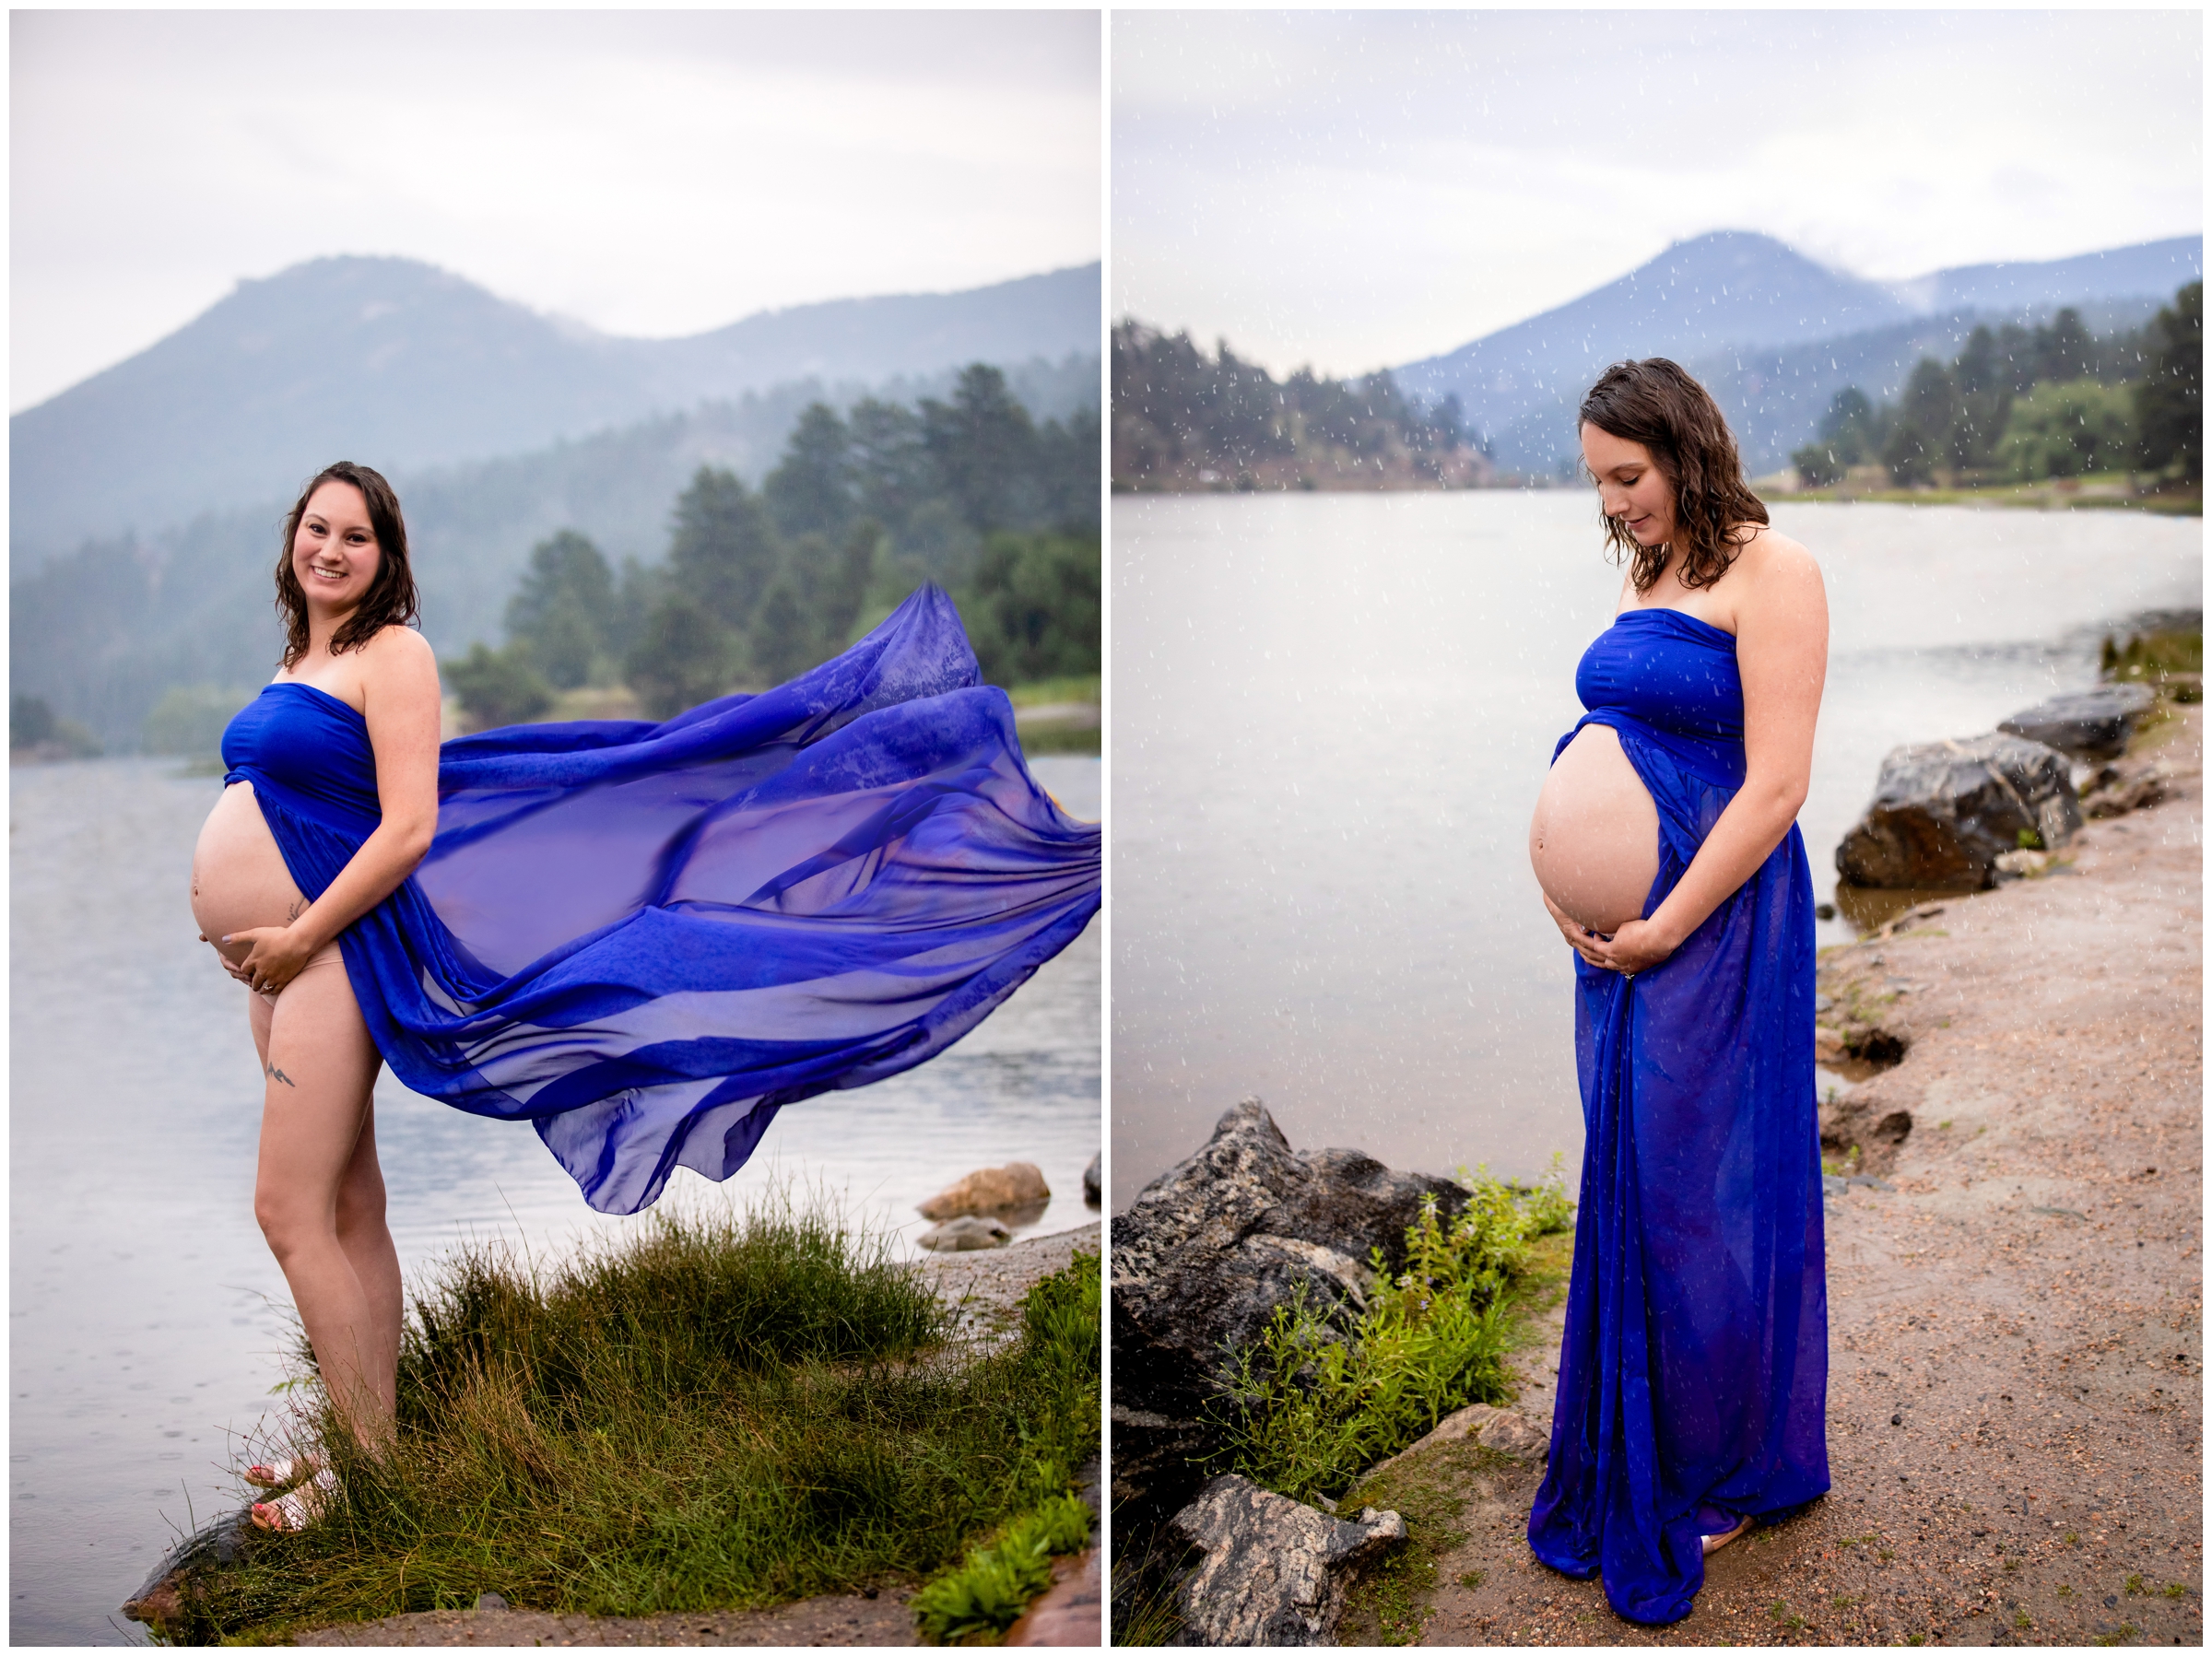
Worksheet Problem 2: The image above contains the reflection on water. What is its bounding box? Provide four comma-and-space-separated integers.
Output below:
8, 755, 1098, 1646
1112, 492, 2199, 1206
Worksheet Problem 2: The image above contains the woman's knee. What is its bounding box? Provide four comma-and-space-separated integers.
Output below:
253, 1180, 335, 1261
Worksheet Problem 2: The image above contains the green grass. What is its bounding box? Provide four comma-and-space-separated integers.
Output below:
165, 1201, 1100, 1643
910, 1492, 1093, 1643
1206, 1160, 1574, 1505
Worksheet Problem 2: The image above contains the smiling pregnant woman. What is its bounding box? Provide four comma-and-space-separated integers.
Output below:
189, 463, 1100, 1531
1524, 359, 1831, 1626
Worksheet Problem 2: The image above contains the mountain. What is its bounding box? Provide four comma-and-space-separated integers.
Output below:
1396, 230, 2203, 469
1395, 231, 1913, 436
10, 256, 1100, 565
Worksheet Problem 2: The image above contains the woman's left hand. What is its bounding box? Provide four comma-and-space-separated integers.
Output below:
1581, 917, 1679, 976
223, 924, 313, 996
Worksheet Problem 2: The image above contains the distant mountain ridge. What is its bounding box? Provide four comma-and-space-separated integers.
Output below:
11, 256, 1100, 564
1395, 230, 2202, 469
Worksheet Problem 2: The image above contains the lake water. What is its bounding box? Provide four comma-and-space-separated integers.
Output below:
8, 756, 1099, 1647
1111, 492, 2201, 1202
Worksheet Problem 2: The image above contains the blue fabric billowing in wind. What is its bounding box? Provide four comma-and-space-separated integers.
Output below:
219, 586, 1101, 1216
1526, 606, 1829, 1626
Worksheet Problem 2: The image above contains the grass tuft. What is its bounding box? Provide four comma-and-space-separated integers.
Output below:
172, 1201, 1099, 1643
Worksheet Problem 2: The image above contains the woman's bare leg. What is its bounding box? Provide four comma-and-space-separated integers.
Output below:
247, 954, 398, 1455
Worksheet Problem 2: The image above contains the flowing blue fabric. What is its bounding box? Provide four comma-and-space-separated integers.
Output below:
1526, 606, 1829, 1625
219, 586, 1101, 1216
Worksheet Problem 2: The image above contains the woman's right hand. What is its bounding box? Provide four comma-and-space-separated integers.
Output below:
1541, 891, 1613, 969
200, 930, 255, 988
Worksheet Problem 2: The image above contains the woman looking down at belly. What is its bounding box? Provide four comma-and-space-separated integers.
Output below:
1524, 358, 1831, 1626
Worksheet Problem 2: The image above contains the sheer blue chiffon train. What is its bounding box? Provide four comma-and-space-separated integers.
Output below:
219, 586, 1101, 1215
1526, 607, 1829, 1625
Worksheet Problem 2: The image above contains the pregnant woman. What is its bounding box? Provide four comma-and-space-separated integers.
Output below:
190, 463, 1101, 1531
1524, 359, 1830, 1625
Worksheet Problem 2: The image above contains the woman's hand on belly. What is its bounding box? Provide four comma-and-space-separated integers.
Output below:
221, 923, 316, 998
1577, 914, 1681, 975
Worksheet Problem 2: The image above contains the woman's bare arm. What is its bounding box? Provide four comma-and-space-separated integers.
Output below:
1584, 536, 1828, 973
226, 628, 442, 990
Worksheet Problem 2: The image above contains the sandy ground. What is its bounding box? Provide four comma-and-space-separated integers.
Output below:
283, 1222, 1101, 1647
1353, 709, 2203, 1648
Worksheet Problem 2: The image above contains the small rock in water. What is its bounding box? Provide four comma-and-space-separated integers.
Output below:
919, 1215, 1013, 1251
1815, 903, 1837, 922
1083, 1150, 1102, 1206
1167, 1474, 1406, 1645
917, 1161, 1051, 1219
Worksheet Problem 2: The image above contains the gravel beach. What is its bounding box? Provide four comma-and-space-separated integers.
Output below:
1359, 706, 2203, 1647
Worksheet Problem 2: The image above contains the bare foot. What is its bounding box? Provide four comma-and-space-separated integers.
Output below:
1701, 1513, 1752, 1556
244, 1453, 323, 1491
250, 1468, 337, 1533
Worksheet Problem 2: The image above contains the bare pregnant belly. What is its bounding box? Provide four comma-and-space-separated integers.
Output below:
189, 781, 315, 977
1528, 724, 1662, 934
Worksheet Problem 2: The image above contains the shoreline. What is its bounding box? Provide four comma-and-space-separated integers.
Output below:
1337, 704, 2203, 1645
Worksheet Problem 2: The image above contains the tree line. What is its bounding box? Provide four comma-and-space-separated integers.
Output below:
1112, 322, 1484, 488
1791, 282, 2202, 487
448, 364, 1100, 727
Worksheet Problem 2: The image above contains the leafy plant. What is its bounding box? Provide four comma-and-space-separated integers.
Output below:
912, 1493, 1093, 1643
1207, 1162, 1572, 1503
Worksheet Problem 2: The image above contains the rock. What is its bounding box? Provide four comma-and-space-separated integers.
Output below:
1167, 1474, 1406, 1645
1835, 734, 2082, 890
1110, 1098, 1468, 1520
918, 1215, 1012, 1251
122, 1505, 256, 1632
2081, 758, 2171, 819
917, 1162, 1050, 1220
1994, 847, 2057, 877
1997, 684, 2158, 759
1476, 1409, 1550, 1459
1083, 1151, 1101, 1206
473, 1592, 510, 1614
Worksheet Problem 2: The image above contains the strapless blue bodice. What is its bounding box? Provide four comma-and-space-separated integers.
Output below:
1559, 606, 1747, 787
223, 681, 383, 836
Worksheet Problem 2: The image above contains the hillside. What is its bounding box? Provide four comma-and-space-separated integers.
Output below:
10, 357, 1099, 747
10, 257, 1100, 566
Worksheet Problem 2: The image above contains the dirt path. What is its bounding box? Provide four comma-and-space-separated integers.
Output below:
1356, 711, 2203, 1647
284, 1223, 1101, 1648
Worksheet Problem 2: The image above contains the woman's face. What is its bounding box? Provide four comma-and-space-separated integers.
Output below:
291, 480, 382, 616
1581, 424, 1677, 548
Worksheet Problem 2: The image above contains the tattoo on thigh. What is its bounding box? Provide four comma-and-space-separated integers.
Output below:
265, 1060, 298, 1088
287, 898, 307, 922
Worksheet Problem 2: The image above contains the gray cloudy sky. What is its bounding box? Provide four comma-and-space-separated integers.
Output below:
1115, 9, 2203, 377
10, 9, 1100, 412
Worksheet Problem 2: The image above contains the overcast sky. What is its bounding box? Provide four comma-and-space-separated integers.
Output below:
10, 10, 1101, 412
1115, 9, 2203, 378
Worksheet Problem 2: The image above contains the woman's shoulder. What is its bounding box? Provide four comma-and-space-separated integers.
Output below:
1731, 523, 1821, 590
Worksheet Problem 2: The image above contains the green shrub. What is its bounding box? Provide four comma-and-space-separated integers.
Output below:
1998, 379, 2137, 480
1208, 1161, 1573, 1502
142, 683, 257, 757
445, 640, 555, 731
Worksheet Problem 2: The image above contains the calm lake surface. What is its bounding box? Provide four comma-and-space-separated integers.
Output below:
1112, 493, 2201, 1202
9, 756, 1099, 1646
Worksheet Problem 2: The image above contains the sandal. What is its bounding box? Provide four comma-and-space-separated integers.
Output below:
250, 1468, 338, 1533
1701, 1513, 1752, 1556
243, 1454, 321, 1491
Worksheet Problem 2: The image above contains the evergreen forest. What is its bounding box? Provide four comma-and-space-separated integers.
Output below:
445, 364, 1100, 728
1791, 283, 2201, 487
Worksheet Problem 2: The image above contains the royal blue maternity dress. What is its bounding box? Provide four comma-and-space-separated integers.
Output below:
218, 586, 1101, 1216
1526, 606, 1830, 1625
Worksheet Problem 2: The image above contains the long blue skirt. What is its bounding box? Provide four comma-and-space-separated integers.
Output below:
1526, 711, 1830, 1625
246, 587, 1100, 1216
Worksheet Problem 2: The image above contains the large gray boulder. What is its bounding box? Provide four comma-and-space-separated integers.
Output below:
1998, 684, 2158, 759
1168, 1474, 1406, 1646
1835, 733, 2082, 890
1110, 1098, 1467, 1520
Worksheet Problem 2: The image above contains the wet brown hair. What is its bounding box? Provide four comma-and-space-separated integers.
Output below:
275, 462, 419, 669
1579, 358, 1768, 593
